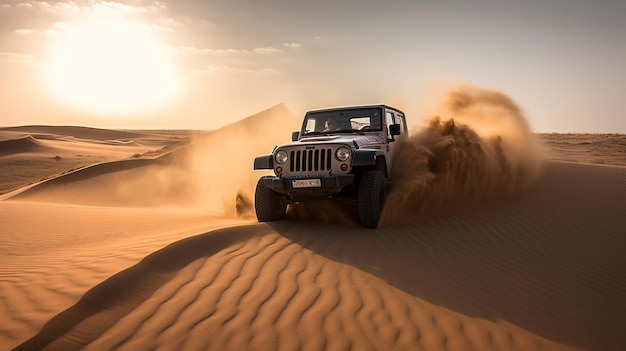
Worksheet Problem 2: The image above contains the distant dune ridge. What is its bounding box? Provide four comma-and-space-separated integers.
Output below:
0, 125, 144, 141
0, 125, 188, 196
0, 135, 50, 156
1, 91, 626, 351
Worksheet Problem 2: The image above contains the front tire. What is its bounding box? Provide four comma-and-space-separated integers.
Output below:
358, 170, 386, 228
255, 176, 287, 222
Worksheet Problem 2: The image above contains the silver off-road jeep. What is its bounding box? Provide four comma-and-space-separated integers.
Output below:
253, 105, 408, 228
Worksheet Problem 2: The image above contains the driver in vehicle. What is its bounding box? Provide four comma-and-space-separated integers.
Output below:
324, 118, 338, 131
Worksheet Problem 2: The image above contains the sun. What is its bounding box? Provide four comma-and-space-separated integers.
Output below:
45, 18, 182, 116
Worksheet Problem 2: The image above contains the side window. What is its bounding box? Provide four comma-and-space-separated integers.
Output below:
305, 119, 316, 133
305, 118, 327, 133
385, 111, 395, 136
350, 117, 370, 130
397, 115, 406, 134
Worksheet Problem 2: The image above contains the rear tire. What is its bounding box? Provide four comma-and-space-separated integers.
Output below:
358, 170, 386, 228
255, 177, 287, 222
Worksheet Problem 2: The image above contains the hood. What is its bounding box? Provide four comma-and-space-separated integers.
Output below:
290, 134, 384, 148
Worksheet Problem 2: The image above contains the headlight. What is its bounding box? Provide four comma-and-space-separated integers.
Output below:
275, 150, 288, 164
336, 146, 351, 161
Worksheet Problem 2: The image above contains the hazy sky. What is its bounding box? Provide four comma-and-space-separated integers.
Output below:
1, 0, 624, 132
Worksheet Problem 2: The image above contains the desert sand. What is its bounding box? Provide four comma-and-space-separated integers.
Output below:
1, 101, 626, 351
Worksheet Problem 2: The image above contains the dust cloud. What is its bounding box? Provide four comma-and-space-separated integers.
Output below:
173, 103, 299, 216
380, 85, 544, 225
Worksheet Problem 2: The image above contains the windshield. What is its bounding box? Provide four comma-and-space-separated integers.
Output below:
302, 108, 383, 135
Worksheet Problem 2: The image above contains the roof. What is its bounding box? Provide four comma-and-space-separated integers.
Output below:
305, 104, 405, 116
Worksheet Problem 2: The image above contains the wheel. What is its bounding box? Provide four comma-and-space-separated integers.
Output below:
254, 176, 287, 222
358, 170, 386, 228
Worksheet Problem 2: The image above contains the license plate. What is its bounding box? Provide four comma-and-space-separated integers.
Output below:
292, 179, 321, 188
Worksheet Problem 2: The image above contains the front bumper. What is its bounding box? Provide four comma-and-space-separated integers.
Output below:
261, 174, 355, 197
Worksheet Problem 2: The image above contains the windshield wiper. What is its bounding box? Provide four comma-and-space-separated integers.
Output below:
303, 131, 327, 136
334, 129, 365, 135
304, 129, 365, 136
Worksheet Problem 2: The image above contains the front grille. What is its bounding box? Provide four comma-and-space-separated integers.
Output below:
290, 149, 332, 172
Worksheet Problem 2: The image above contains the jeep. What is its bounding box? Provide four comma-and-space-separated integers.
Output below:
253, 105, 408, 228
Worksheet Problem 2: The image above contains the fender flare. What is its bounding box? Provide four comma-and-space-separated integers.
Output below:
254, 155, 274, 170
351, 149, 386, 171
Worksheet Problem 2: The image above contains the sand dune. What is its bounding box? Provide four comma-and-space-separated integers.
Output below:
0, 201, 247, 349
5, 158, 194, 207
0, 125, 145, 141
2, 163, 626, 350
0, 136, 53, 157
0, 125, 189, 196
2, 160, 625, 351
2, 100, 626, 350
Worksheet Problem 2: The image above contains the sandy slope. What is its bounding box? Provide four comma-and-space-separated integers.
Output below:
0, 201, 248, 349
1, 160, 624, 351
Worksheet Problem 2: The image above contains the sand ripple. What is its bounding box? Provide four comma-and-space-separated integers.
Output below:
17, 227, 579, 351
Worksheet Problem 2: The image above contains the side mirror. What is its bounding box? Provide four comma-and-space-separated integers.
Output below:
291, 131, 300, 141
253, 155, 274, 170
389, 124, 401, 136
